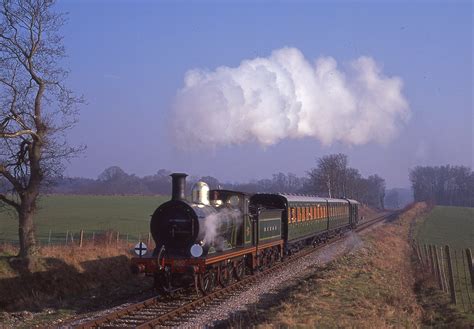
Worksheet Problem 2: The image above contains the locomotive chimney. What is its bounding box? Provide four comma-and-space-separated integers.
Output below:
170, 173, 187, 201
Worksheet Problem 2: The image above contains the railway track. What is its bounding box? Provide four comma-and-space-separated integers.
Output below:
73, 211, 398, 329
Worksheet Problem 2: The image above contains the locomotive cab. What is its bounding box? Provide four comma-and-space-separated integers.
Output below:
208, 190, 249, 249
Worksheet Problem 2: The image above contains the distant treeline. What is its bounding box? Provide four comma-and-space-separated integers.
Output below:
410, 165, 474, 207
50, 154, 407, 209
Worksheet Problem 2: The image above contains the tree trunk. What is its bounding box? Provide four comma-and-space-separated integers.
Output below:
327, 179, 332, 198
18, 200, 38, 259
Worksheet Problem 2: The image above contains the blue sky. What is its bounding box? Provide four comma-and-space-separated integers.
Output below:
57, 0, 472, 188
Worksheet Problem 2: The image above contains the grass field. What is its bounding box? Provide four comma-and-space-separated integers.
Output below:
416, 206, 474, 249
0, 195, 168, 244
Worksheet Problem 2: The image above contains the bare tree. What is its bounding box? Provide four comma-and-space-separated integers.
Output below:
0, 0, 82, 261
410, 165, 473, 206
309, 153, 348, 197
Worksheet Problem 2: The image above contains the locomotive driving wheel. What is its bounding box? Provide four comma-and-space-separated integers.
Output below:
269, 246, 280, 265
199, 271, 216, 295
265, 249, 275, 268
234, 259, 245, 280
219, 264, 231, 287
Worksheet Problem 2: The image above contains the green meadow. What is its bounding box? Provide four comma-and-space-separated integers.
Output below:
0, 195, 168, 244
416, 206, 474, 249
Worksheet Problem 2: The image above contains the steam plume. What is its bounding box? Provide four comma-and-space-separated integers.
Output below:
201, 208, 242, 250
172, 47, 410, 148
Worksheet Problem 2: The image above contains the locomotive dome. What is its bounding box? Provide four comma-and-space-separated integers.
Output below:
191, 181, 210, 205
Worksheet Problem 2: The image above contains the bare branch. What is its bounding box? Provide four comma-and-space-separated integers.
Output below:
0, 163, 24, 192
0, 193, 20, 210
0, 128, 38, 139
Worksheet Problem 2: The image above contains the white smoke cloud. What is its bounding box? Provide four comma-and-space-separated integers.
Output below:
172, 47, 410, 149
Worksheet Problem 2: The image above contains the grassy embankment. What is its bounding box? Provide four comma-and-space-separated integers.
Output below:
221, 203, 472, 328
0, 195, 168, 244
0, 241, 154, 327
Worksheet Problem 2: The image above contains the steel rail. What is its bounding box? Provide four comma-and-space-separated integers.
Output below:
73, 211, 397, 329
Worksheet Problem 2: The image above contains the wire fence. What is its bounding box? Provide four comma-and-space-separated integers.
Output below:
412, 241, 474, 313
0, 229, 156, 251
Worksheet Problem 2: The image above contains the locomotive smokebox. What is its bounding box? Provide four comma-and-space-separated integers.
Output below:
171, 173, 187, 201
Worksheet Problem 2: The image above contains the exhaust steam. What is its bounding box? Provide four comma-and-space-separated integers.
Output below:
172, 47, 410, 149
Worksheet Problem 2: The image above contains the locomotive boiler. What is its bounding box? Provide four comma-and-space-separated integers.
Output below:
150, 173, 244, 259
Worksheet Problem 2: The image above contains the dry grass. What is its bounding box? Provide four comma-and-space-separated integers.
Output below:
0, 240, 152, 314
358, 204, 383, 221
224, 203, 432, 328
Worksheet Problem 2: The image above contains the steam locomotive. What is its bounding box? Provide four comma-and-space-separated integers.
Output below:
131, 173, 359, 294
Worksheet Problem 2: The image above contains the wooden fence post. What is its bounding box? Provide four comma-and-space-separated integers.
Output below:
418, 243, 425, 267
433, 245, 443, 290
413, 242, 419, 261
65, 230, 69, 245
48, 230, 52, 245
454, 249, 467, 312
420, 244, 426, 268
439, 246, 449, 293
466, 248, 474, 289
429, 245, 436, 276
460, 249, 473, 310
414, 242, 420, 261
79, 230, 84, 248
445, 245, 457, 304
424, 244, 431, 271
